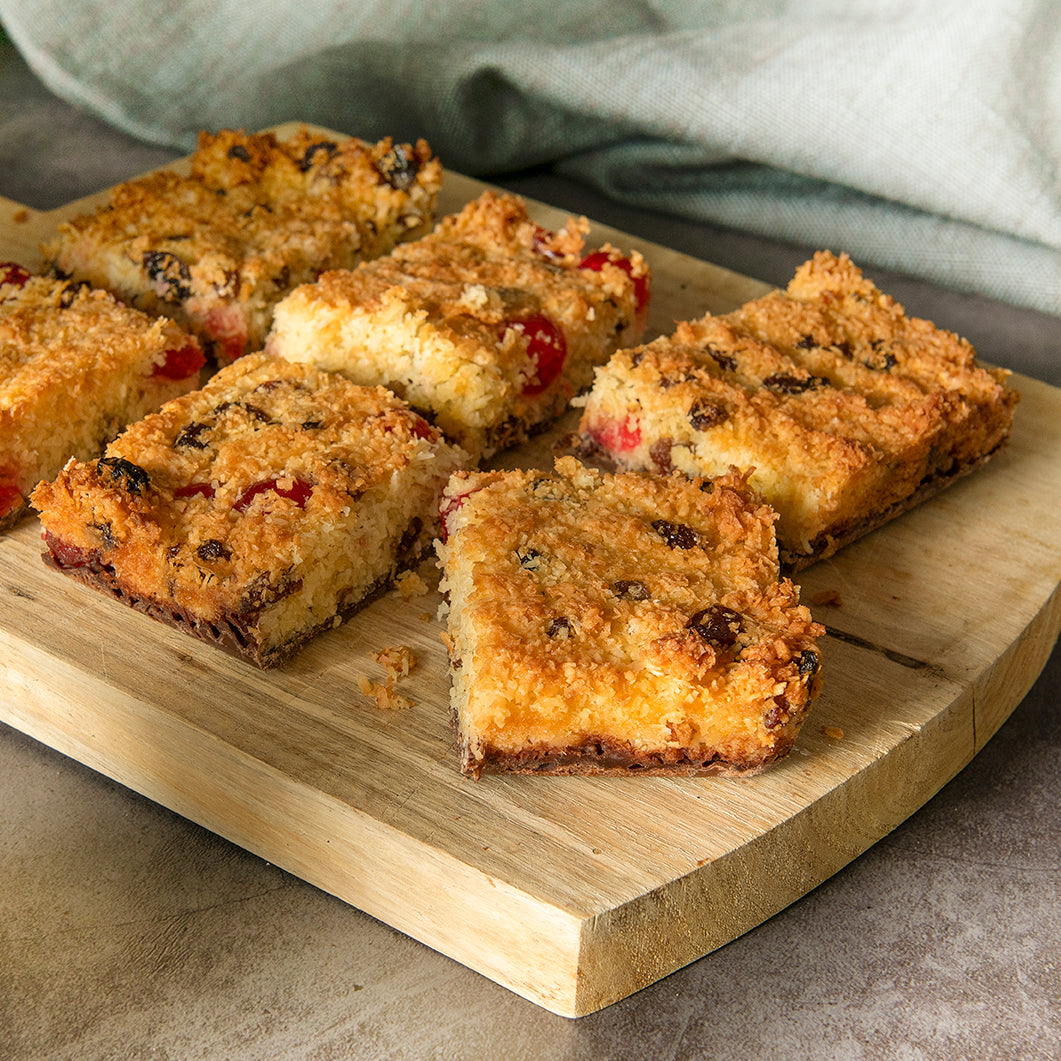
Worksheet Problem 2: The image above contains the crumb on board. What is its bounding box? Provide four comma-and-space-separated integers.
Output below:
371, 644, 416, 680
811, 589, 843, 607
358, 643, 417, 709
357, 674, 413, 710
821, 725, 845, 741
395, 569, 429, 601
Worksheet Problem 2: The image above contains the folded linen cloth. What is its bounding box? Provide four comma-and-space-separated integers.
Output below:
2, 0, 1058, 314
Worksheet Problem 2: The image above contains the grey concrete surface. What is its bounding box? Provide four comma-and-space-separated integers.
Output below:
1, 36, 1058, 1061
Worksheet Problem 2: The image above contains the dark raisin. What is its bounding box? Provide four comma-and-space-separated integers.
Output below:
764, 697, 788, 728
763, 373, 824, 394
705, 346, 737, 372
227, 144, 251, 162
658, 370, 690, 389
175, 421, 210, 449
517, 547, 542, 570
797, 649, 821, 677
689, 398, 727, 431
396, 517, 423, 560
834, 340, 853, 358
374, 144, 419, 190
863, 349, 897, 371
796, 335, 816, 350
92, 521, 117, 549
58, 280, 91, 308
301, 419, 323, 431
273, 264, 291, 290
213, 400, 272, 424
239, 571, 302, 613
299, 141, 338, 172
253, 379, 298, 393
686, 604, 742, 647
649, 438, 673, 472
652, 519, 699, 550
196, 539, 230, 561
142, 250, 192, 302
611, 579, 649, 601
546, 616, 573, 638
240, 403, 273, 423
211, 270, 239, 299
530, 477, 562, 501
96, 456, 150, 495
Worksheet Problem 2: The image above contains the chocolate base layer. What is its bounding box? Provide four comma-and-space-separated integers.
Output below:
40, 525, 432, 670
461, 733, 796, 780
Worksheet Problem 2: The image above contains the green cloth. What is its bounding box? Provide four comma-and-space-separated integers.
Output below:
2, 0, 1058, 314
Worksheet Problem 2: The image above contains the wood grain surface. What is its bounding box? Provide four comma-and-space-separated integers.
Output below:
2, 131, 1059, 1016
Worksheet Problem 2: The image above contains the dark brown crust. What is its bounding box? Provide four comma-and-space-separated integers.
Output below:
41, 525, 431, 670
462, 733, 794, 779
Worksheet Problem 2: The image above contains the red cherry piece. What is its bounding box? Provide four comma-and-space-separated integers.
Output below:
409, 415, 435, 441
217, 334, 247, 361
0, 483, 21, 519
505, 315, 567, 396
203, 306, 249, 361
589, 416, 642, 453
0, 466, 20, 519
579, 251, 649, 315
44, 532, 90, 568
233, 477, 312, 513
173, 481, 215, 500
531, 224, 563, 261
0, 262, 31, 289
152, 343, 206, 380
439, 485, 482, 543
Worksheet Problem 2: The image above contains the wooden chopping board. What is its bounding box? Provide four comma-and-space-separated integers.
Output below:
2, 130, 1060, 1017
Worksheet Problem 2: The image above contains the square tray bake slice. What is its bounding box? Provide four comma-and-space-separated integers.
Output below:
31, 352, 467, 668
575, 251, 1019, 570
1, 261, 204, 531
265, 190, 650, 463
42, 128, 442, 364
435, 455, 823, 777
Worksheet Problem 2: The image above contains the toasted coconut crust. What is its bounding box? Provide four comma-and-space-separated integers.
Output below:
43, 128, 442, 363
32, 352, 467, 668
576, 250, 1018, 567
267, 190, 650, 462
437, 456, 824, 778
1, 267, 202, 530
